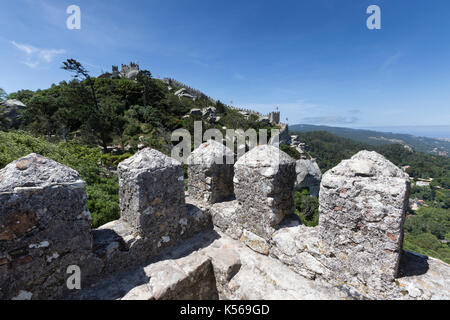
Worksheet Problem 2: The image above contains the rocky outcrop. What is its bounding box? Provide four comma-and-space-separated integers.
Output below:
189, 108, 202, 116
202, 107, 217, 123
186, 107, 218, 123
295, 159, 322, 197
0, 99, 26, 129
187, 140, 234, 204
175, 88, 196, 100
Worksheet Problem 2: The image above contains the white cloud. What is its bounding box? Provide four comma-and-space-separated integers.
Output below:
381, 52, 402, 71
11, 41, 66, 68
23, 61, 40, 69
11, 41, 36, 55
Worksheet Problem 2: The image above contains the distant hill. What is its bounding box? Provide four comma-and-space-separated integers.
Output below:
290, 124, 450, 157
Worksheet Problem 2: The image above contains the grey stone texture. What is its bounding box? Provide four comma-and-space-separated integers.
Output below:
233, 145, 296, 239
269, 123, 291, 146
318, 150, 411, 297
69, 227, 450, 301
2, 148, 450, 301
396, 251, 450, 300
122, 252, 218, 300
240, 229, 270, 255
210, 200, 243, 240
69, 230, 350, 300
118, 148, 187, 239
0, 154, 101, 300
271, 224, 329, 281
187, 140, 235, 204
91, 196, 213, 277
295, 159, 322, 197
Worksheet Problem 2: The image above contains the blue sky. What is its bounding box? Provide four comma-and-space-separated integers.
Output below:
1, 0, 449, 133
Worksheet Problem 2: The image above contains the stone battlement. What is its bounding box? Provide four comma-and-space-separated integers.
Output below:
1, 146, 449, 300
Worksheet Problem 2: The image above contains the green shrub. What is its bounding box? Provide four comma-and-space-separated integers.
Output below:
280, 145, 301, 160
0, 131, 120, 229
294, 189, 319, 227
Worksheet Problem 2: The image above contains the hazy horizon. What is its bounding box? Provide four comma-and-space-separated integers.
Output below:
292, 124, 450, 139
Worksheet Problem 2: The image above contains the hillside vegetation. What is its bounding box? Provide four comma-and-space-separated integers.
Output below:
0, 60, 273, 227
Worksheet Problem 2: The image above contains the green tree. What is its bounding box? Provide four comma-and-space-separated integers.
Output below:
215, 100, 226, 114
136, 70, 153, 106
8, 89, 34, 105
62, 59, 99, 112
0, 88, 7, 101
294, 189, 319, 226
280, 144, 301, 160
21, 94, 59, 136
0, 105, 7, 131
62, 59, 120, 151
0, 88, 7, 130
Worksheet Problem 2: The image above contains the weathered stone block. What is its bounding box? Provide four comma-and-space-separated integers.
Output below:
270, 225, 329, 280
205, 247, 241, 299
187, 140, 234, 204
233, 145, 296, 239
295, 159, 322, 197
211, 200, 243, 240
118, 148, 187, 242
240, 229, 270, 255
0, 154, 100, 300
318, 151, 410, 295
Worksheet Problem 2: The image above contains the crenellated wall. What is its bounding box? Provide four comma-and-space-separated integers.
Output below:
1, 145, 448, 300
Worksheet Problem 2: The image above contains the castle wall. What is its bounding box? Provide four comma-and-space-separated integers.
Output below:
187, 140, 235, 204
233, 145, 296, 240
0, 154, 102, 300
318, 151, 410, 297
0, 148, 441, 300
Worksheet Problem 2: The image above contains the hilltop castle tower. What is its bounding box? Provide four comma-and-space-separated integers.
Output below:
268, 111, 280, 125
110, 62, 140, 80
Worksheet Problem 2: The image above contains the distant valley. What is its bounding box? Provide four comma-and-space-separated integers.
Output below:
290, 124, 450, 157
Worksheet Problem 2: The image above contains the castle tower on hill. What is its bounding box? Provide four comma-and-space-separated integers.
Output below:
268, 111, 280, 125
111, 62, 140, 80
